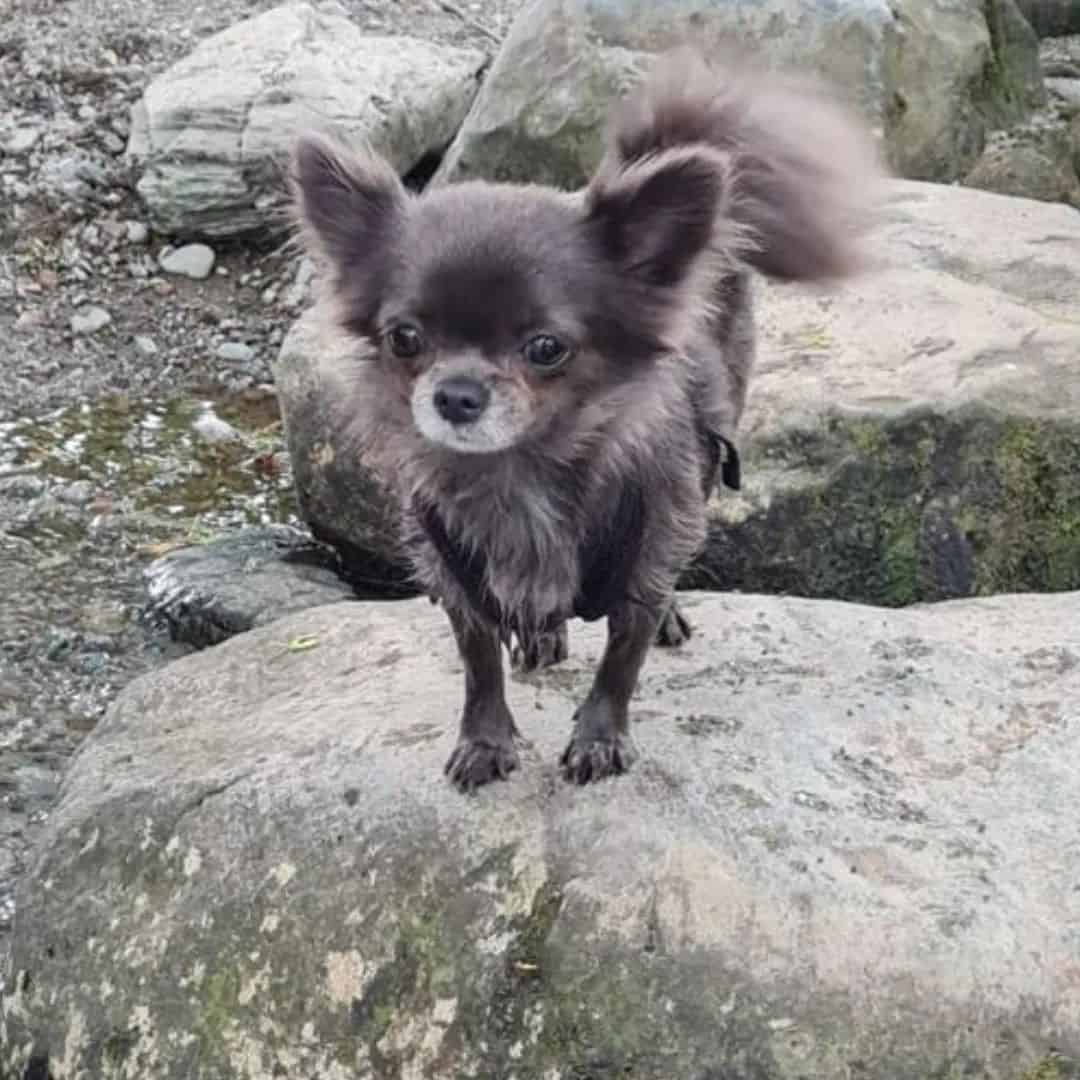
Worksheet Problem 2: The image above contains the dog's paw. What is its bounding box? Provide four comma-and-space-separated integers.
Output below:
511, 624, 569, 672
560, 730, 637, 785
445, 736, 520, 793
655, 602, 692, 648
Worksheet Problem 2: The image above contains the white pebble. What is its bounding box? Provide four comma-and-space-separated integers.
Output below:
159, 243, 216, 280
70, 306, 112, 335
216, 342, 255, 363
193, 411, 243, 445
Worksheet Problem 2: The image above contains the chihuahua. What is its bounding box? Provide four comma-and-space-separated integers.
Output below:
289, 47, 880, 792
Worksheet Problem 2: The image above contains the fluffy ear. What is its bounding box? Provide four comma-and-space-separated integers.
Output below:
289, 134, 407, 333
583, 146, 732, 290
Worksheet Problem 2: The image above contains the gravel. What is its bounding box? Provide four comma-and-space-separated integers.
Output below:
0, 0, 523, 954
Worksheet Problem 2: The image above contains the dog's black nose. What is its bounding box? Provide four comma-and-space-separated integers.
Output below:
433, 377, 490, 425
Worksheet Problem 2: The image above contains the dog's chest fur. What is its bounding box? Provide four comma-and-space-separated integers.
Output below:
407, 453, 641, 633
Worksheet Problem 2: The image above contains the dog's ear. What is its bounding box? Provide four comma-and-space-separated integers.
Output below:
583, 146, 730, 290
289, 134, 407, 333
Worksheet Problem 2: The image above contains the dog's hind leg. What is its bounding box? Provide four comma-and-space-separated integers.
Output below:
655, 599, 692, 647
511, 622, 570, 672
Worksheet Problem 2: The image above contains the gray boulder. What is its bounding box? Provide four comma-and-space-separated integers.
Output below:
143, 524, 358, 649
274, 311, 414, 593
126, 1, 486, 238
3, 591, 1078, 1077
434, 0, 1043, 189
964, 115, 1080, 206
275, 178, 1080, 608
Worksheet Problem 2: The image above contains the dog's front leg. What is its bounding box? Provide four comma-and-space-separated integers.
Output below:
444, 607, 520, 793
560, 602, 660, 785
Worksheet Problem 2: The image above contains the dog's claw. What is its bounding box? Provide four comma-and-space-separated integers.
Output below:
655, 602, 692, 647
445, 737, 520, 793
560, 731, 637, 785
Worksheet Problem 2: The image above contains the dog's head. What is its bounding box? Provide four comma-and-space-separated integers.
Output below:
289, 136, 736, 456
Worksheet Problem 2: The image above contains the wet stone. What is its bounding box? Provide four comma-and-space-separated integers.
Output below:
143, 524, 358, 649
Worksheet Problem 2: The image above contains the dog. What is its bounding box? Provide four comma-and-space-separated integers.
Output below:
289, 46, 881, 792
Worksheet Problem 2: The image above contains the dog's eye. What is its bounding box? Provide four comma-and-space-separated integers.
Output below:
523, 334, 569, 371
387, 325, 423, 359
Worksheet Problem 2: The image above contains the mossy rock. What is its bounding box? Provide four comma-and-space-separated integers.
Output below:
691, 408, 1080, 605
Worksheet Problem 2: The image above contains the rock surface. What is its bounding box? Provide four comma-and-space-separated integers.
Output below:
276, 178, 1080, 608
144, 524, 359, 648
126, 1, 487, 237
434, 0, 1043, 189
3, 591, 1079, 1078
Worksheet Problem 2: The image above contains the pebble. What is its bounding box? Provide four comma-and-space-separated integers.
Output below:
216, 341, 256, 363
1046, 78, 1080, 113
192, 411, 243, 444
3, 126, 43, 156
125, 220, 149, 245
42, 152, 109, 201
70, 306, 112, 335
159, 243, 216, 280
0, 474, 46, 500
133, 335, 159, 356
57, 480, 95, 506
14, 310, 45, 332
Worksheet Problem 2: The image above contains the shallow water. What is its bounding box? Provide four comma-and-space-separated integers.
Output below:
0, 384, 296, 942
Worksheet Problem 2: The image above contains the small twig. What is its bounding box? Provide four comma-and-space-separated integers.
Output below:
436, 0, 501, 44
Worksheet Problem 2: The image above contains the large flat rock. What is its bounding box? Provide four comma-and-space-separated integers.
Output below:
275, 178, 1080, 608
125, 1, 486, 237
2, 591, 1078, 1077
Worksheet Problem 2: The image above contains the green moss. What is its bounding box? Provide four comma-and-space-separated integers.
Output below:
685, 408, 1080, 606
198, 966, 243, 1056
980, 0, 1023, 117
1021, 1052, 1080, 1080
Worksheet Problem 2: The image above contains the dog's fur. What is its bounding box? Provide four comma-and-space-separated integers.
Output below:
289, 47, 881, 791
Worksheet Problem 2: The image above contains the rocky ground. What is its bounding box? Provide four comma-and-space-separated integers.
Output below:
0, 0, 520, 950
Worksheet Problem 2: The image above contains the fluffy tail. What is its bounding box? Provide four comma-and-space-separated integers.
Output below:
602, 47, 885, 282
